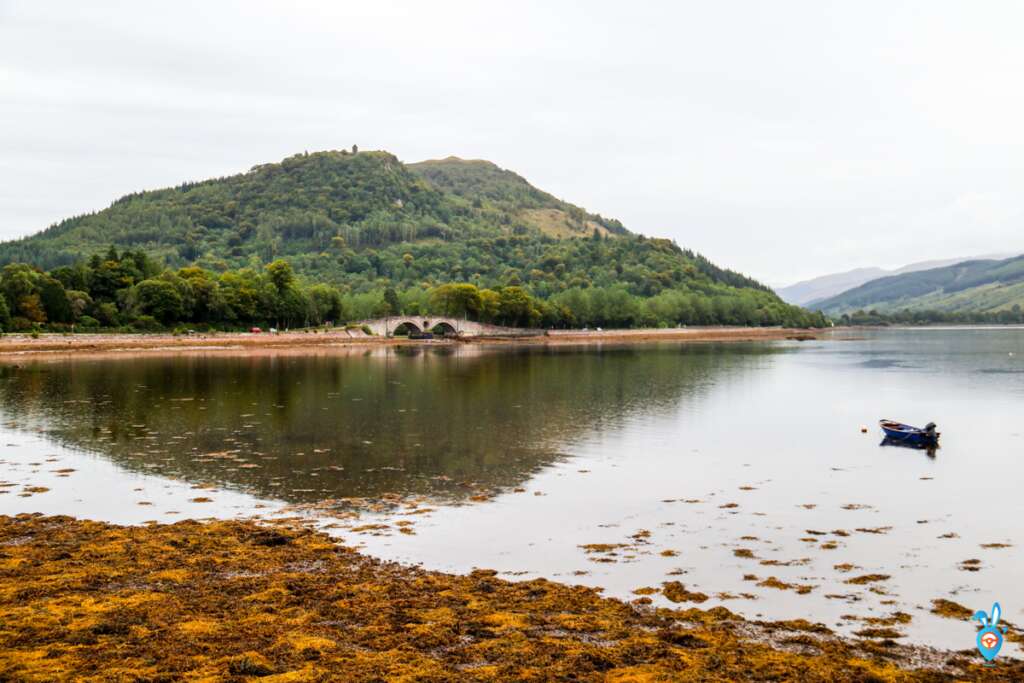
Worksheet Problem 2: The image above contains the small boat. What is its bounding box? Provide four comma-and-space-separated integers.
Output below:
879, 419, 939, 447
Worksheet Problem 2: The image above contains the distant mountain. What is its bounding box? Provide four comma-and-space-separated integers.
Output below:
778, 253, 1019, 306
776, 267, 888, 306
814, 253, 1024, 315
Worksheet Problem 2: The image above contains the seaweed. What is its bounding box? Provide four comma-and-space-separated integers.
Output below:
930, 599, 972, 620
844, 574, 890, 585
0, 515, 1017, 682
661, 581, 709, 603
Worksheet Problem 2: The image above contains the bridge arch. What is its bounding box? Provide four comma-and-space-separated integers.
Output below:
430, 321, 458, 336
391, 320, 423, 336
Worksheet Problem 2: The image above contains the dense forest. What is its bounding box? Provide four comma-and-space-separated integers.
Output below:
0, 150, 826, 331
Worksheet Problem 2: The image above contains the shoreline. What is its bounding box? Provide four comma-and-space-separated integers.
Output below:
1, 514, 1015, 681
0, 326, 821, 360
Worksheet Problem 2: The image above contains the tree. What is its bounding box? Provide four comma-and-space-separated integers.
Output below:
38, 277, 72, 323
383, 287, 401, 315
430, 283, 481, 318
18, 293, 47, 324
90, 258, 136, 302
178, 266, 223, 323
478, 289, 500, 323
0, 296, 11, 330
496, 287, 539, 327
95, 302, 120, 327
309, 284, 343, 324
66, 290, 93, 321
219, 269, 261, 323
51, 264, 89, 291
1, 264, 38, 315
134, 279, 184, 325
265, 259, 295, 293
275, 287, 311, 328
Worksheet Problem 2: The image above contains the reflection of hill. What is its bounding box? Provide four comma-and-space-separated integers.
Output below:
0, 344, 781, 504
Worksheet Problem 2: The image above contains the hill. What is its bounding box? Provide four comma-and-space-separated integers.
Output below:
0, 150, 824, 330
776, 253, 1018, 306
814, 254, 1024, 316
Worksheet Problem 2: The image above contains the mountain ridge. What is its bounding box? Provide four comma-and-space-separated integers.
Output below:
815, 253, 1024, 315
776, 253, 1019, 306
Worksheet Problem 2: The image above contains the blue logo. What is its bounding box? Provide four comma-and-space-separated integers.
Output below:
973, 602, 1007, 664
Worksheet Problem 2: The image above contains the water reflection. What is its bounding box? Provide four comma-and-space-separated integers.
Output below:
0, 343, 782, 504
880, 437, 939, 457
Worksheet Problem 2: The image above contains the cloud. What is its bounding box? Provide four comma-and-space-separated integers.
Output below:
1, 0, 1022, 282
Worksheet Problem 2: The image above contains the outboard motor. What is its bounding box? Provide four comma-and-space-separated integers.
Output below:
924, 422, 937, 435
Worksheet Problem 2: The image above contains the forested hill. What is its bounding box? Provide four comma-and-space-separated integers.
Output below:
815, 254, 1024, 315
0, 149, 824, 329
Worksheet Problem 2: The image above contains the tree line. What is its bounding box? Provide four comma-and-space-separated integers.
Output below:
0, 248, 825, 333
838, 307, 1024, 326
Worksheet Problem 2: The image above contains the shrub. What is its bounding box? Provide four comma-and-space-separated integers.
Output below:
94, 302, 120, 327
78, 316, 100, 328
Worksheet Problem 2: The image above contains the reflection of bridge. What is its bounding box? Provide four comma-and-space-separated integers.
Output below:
354, 316, 542, 338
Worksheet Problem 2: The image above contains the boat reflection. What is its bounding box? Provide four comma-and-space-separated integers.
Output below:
880, 437, 938, 458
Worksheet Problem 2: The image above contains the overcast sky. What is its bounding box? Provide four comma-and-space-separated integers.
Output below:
2, 1, 1022, 285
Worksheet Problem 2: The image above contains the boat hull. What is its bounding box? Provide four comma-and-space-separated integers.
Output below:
879, 420, 939, 447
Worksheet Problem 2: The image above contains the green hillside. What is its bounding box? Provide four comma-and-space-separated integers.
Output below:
0, 150, 824, 330
408, 157, 627, 240
815, 254, 1024, 317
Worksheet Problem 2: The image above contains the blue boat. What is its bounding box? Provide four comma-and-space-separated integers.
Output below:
879, 419, 939, 447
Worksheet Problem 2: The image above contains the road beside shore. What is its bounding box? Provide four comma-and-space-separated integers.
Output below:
0, 327, 820, 359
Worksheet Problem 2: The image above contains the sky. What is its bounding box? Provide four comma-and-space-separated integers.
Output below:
2, 1, 1022, 285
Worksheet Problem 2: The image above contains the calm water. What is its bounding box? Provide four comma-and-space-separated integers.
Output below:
1, 328, 1022, 653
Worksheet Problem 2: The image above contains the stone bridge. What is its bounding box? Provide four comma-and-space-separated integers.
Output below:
353, 316, 542, 338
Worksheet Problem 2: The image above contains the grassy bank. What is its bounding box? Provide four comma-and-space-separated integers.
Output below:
0, 515, 1017, 681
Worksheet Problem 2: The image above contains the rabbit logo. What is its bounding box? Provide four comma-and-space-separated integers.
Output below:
973, 602, 1006, 664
